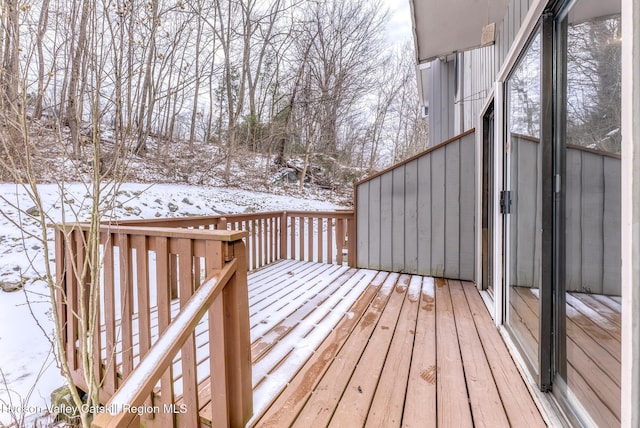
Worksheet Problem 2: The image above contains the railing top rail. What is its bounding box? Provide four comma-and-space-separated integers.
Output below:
61, 223, 248, 241
91, 260, 237, 428
354, 128, 476, 187
109, 211, 287, 226
98, 210, 354, 228
285, 210, 353, 217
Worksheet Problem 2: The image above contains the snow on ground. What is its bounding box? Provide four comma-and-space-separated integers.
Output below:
0, 182, 344, 425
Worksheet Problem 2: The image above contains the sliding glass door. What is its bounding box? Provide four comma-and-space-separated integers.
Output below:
501, 3, 621, 423
504, 31, 542, 377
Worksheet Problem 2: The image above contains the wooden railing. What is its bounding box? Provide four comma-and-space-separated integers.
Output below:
55, 209, 355, 427
112, 210, 356, 269
283, 211, 355, 266
56, 225, 252, 427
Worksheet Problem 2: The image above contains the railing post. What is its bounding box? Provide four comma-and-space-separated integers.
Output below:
280, 211, 288, 260
225, 239, 253, 426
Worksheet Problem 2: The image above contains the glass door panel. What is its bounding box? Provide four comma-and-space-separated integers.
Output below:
505, 32, 542, 375
556, 2, 621, 425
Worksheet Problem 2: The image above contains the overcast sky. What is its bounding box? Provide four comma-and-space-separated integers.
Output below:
384, 0, 413, 47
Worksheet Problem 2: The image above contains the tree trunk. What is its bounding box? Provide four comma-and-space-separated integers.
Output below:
67, 0, 91, 159
135, 0, 159, 154
34, 0, 51, 120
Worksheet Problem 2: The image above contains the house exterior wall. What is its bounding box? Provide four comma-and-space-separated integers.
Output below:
356, 130, 475, 280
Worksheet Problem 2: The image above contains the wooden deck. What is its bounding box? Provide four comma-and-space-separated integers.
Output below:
99, 260, 546, 427
511, 287, 621, 427
251, 263, 546, 427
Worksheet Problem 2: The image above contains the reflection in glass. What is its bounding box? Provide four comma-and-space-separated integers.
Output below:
561, 6, 621, 426
566, 16, 621, 154
506, 33, 541, 374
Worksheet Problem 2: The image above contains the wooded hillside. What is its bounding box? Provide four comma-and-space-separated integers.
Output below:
0, 0, 428, 190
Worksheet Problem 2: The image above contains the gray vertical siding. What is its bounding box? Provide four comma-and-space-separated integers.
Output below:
462, 45, 495, 132
511, 135, 622, 294
429, 59, 456, 144
355, 130, 476, 281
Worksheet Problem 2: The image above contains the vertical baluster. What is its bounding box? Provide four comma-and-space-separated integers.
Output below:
133, 236, 151, 357
328, 218, 334, 264
288, 215, 294, 260
155, 237, 174, 426
336, 219, 344, 265
298, 216, 304, 261
193, 256, 202, 289
54, 229, 67, 372
170, 253, 178, 300
252, 220, 258, 270
263, 217, 268, 266
257, 218, 263, 268
90, 232, 102, 390
318, 218, 324, 264
271, 217, 276, 264
308, 217, 313, 262
178, 238, 199, 427
243, 221, 250, 269
118, 233, 134, 380
132, 235, 153, 418
277, 211, 289, 260
103, 233, 117, 393
65, 230, 79, 371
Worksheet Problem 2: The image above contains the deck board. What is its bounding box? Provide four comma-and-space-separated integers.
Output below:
364, 275, 421, 427
449, 280, 510, 427
402, 277, 437, 427
435, 278, 474, 427
329, 273, 412, 425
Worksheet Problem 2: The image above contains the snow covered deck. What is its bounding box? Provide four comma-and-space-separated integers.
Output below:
252, 267, 546, 427
97, 259, 377, 426
91, 259, 546, 427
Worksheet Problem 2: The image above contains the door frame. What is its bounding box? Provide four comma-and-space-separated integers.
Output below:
476, 93, 499, 319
